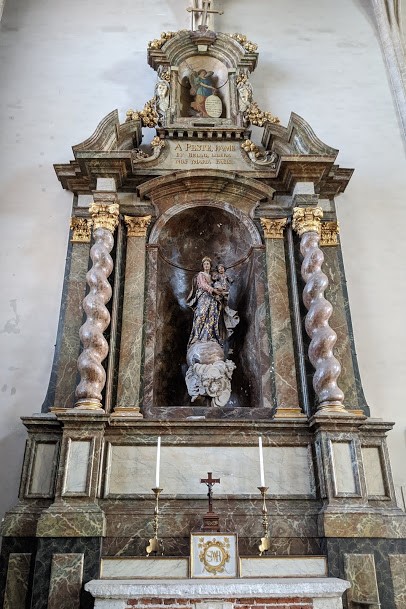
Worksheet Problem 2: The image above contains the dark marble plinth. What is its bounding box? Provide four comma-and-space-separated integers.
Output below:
324, 537, 406, 609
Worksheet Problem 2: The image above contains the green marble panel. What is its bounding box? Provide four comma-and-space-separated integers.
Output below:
265, 239, 299, 409
4, 552, 31, 609
53, 242, 90, 409
48, 553, 84, 609
322, 245, 367, 412
116, 236, 147, 409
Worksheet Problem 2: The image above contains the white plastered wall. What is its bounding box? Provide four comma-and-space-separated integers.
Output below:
0, 0, 405, 520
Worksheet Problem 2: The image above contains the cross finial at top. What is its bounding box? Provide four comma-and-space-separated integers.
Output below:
187, 0, 224, 31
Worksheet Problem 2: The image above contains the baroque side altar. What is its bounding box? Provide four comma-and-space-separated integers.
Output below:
0, 4, 405, 609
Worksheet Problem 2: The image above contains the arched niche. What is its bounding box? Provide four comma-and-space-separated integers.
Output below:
177, 56, 230, 119
142, 200, 273, 419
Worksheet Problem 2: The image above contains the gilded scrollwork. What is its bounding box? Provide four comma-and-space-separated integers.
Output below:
132, 137, 166, 164
241, 139, 278, 166
124, 215, 152, 238
70, 217, 92, 243
260, 218, 287, 239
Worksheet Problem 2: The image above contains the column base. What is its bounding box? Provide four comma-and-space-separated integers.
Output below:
111, 406, 143, 418
316, 402, 353, 415
274, 407, 306, 418
74, 399, 105, 412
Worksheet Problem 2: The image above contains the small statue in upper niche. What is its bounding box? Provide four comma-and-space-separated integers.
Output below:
189, 69, 221, 118
155, 78, 170, 124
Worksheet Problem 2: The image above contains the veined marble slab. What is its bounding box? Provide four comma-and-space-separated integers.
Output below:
64, 440, 92, 494
105, 445, 314, 497
101, 557, 189, 579
362, 446, 386, 496
331, 441, 357, 495
101, 556, 327, 580
240, 556, 327, 578
86, 577, 350, 608
29, 441, 58, 496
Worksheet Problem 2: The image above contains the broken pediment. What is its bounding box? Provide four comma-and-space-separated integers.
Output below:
54, 24, 353, 198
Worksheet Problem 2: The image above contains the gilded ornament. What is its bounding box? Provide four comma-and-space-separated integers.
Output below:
198, 537, 230, 575
151, 136, 165, 149
236, 73, 249, 85
139, 98, 159, 128
124, 215, 152, 238
261, 218, 287, 239
320, 221, 340, 246
230, 33, 258, 52
89, 202, 120, 232
246, 101, 279, 127
241, 139, 260, 157
241, 140, 278, 166
292, 206, 323, 236
70, 217, 92, 243
160, 69, 171, 82
148, 31, 175, 50
126, 109, 140, 122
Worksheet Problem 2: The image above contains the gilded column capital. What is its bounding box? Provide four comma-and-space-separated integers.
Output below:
70, 217, 93, 243
89, 202, 120, 232
260, 218, 287, 239
320, 221, 340, 246
292, 207, 323, 236
124, 215, 152, 237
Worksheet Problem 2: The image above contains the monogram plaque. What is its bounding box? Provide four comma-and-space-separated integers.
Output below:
190, 533, 238, 578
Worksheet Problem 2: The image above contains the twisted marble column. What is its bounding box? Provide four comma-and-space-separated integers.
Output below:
75, 200, 119, 410
292, 207, 346, 413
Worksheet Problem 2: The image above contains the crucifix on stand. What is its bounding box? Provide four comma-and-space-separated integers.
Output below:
187, 0, 224, 31
200, 472, 221, 532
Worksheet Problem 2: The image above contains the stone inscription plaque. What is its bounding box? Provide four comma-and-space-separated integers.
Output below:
175, 142, 237, 167
157, 141, 255, 172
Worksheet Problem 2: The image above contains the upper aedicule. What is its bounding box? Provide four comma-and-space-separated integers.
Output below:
125, 25, 279, 135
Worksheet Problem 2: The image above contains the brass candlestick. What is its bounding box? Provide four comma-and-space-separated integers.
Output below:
258, 486, 271, 556
146, 487, 164, 556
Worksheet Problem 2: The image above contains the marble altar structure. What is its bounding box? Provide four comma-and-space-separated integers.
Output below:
0, 7, 405, 609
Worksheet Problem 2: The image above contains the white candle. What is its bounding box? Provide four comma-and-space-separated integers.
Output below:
155, 436, 161, 488
258, 436, 265, 487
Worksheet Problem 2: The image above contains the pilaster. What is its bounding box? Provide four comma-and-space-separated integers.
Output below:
260, 218, 302, 418
43, 218, 92, 413
114, 215, 151, 417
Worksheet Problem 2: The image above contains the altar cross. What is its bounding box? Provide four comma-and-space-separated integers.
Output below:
187, 0, 224, 31
200, 472, 220, 513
